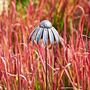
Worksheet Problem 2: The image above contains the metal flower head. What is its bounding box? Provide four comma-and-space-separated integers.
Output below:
28, 20, 62, 45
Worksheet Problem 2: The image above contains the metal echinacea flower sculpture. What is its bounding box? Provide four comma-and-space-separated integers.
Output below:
28, 20, 62, 45
28, 20, 64, 90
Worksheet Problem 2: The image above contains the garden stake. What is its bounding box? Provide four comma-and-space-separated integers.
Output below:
45, 45, 48, 90
28, 20, 64, 90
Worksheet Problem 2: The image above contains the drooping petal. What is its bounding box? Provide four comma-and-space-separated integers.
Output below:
28, 27, 37, 42
43, 28, 48, 45
51, 27, 60, 43
36, 28, 43, 43
48, 29, 54, 44
31, 27, 39, 42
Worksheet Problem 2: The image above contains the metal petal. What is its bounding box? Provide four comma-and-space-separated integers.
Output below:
31, 27, 39, 42
43, 28, 48, 45
28, 27, 37, 42
36, 28, 43, 43
48, 29, 54, 44
51, 27, 60, 43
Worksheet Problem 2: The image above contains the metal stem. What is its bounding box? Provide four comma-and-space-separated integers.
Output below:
45, 46, 48, 90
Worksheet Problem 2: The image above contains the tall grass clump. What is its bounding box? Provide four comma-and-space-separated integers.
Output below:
0, 0, 90, 90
